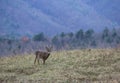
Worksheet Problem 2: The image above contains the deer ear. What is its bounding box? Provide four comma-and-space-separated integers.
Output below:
50, 46, 53, 50
45, 46, 49, 51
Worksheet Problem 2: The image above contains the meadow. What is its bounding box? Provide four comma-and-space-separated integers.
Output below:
0, 49, 120, 83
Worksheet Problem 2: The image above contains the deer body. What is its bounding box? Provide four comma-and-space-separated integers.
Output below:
34, 46, 52, 65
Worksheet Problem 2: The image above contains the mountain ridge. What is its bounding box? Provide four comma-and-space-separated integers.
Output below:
0, 0, 119, 37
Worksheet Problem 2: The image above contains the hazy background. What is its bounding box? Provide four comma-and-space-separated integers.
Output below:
0, 0, 120, 37
0, 0, 120, 56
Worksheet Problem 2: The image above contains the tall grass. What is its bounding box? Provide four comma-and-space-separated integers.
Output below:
0, 49, 120, 83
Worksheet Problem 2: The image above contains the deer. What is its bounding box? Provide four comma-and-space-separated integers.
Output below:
34, 46, 53, 65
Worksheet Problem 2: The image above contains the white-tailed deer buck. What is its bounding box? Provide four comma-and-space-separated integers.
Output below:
34, 46, 53, 65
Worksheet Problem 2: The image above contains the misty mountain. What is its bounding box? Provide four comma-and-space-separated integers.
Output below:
83, 0, 120, 25
0, 0, 119, 37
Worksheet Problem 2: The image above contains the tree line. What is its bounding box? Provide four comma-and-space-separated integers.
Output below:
0, 27, 120, 56
33, 27, 120, 49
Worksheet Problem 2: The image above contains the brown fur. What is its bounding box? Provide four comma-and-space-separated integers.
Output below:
34, 46, 52, 65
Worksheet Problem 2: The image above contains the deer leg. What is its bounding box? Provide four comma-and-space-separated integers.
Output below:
34, 55, 37, 64
43, 59, 45, 65
37, 58, 40, 64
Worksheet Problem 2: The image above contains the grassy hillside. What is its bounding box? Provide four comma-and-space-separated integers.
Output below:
0, 49, 120, 83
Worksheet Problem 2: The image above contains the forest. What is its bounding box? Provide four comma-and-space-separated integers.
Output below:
0, 27, 120, 56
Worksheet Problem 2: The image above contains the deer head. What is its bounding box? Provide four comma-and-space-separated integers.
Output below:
45, 46, 53, 52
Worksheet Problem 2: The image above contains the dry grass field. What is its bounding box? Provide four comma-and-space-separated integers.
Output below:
0, 49, 120, 83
